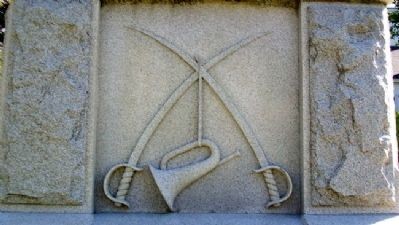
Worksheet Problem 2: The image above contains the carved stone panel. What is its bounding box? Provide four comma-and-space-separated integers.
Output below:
96, 4, 299, 213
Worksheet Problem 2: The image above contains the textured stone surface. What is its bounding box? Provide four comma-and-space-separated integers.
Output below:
0, 213, 302, 225
101, 0, 299, 8
308, 5, 397, 207
303, 0, 392, 4
97, 4, 299, 213
0, 0, 96, 205
2, 213, 399, 225
303, 214, 399, 225
101, 0, 393, 6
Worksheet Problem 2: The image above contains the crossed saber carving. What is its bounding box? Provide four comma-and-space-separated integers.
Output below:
103, 26, 293, 209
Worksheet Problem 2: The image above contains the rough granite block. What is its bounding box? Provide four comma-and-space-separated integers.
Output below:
308, 4, 397, 207
0, 0, 98, 207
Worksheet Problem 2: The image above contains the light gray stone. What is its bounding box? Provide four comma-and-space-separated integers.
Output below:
303, 0, 392, 4
0, 0, 98, 208
0, 0, 397, 219
0, 213, 94, 225
303, 214, 399, 225
0, 212, 302, 225
87, 213, 303, 225
101, 0, 299, 8
97, 3, 299, 213
101, 0, 394, 7
2, 212, 399, 225
308, 4, 397, 207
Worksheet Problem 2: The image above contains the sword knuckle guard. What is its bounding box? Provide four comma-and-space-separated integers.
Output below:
103, 163, 143, 208
256, 165, 293, 208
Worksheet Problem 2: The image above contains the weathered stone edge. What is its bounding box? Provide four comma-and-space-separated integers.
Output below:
101, 0, 391, 7
100, 0, 299, 8
303, 0, 391, 5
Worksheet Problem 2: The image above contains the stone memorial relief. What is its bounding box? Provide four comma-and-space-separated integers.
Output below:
103, 26, 293, 211
1, 0, 398, 223
96, 4, 299, 213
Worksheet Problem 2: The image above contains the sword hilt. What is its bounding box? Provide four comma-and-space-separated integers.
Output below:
114, 167, 135, 207
103, 163, 143, 208
263, 169, 281, 207
254, 165, 293, 208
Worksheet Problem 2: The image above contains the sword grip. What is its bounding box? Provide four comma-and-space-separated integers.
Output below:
255, 165, 293, 208
114, 166, 135, 207
104, 163, 143, 208
263, 169, 281, 207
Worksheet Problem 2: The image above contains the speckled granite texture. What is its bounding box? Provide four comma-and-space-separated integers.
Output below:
0, 0, 98, 212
